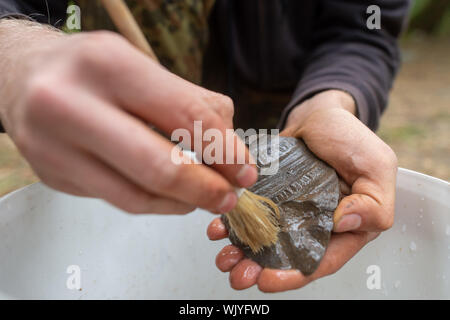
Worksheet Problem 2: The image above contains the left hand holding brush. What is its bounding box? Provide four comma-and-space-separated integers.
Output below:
207, 90, 398, 292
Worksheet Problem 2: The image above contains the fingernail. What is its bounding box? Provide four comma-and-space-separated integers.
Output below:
335, 214, 361, 232
218, 192, 238, 213
236, 165, 258, 187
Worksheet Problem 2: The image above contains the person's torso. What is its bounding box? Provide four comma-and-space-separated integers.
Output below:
76, 0, 318, 129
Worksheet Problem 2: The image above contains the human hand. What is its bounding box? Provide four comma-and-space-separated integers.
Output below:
207, 90, 397, 292
0, 21, 257, 214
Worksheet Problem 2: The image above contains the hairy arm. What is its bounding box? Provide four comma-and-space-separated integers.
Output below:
0, 19, 64, 133
0, 18, 256, 214
0, 0, 68, 25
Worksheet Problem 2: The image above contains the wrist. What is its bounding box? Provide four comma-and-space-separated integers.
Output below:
285, 90, 356, 129
0, 19, 64, 130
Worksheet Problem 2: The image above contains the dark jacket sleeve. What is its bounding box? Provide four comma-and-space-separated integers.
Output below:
278, 0, 410, 131
0, 0, 68, 26
0, 0, 68, 132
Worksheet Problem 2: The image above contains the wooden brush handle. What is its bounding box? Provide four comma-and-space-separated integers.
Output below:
100, 0, 159, 62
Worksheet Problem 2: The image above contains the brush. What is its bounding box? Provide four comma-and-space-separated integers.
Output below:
226, 188, 280, 253
99, 0, 159, 61
101, 0, 282, 253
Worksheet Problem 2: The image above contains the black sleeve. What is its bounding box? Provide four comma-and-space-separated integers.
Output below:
278, 0, 411, 131
0, 0, 68, 26
0, 1, 68, 132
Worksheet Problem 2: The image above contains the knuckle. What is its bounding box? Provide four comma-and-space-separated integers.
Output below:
87, 30, 123, 43
89, 31, 127, 54
201, 179, 228, 208
380, 144, 398, 169
181, 99, 212, 127
217, 94, 235, 117
73, 31, 125, 69
378, 213, 394, 231
25, 75, 57, 112
206, 93, 235, 120
24, 75, 74, 123
185, 91, 234, 128
73, 45, 102, 69
80, 31, 123, 50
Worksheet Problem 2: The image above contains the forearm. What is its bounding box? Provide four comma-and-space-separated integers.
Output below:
0, 19, 63, 131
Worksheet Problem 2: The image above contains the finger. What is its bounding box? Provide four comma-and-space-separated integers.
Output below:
333, 193, 394, 233
26, 131, 196, 214
281, 108, 396, 233
215, 245, 244, 272
279, 128, 294, 137
310, 231, 375, 279
30, 165, 90, 198
257, 231, 370, 292
30, 87, 238, 213
97, 46, 257, 188
229, 259, 262, 290
207, 217, 228, 240
257, 269, 304, 293
71, 153, 197, 214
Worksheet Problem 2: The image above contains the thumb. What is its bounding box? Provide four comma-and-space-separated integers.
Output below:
333, 193, 394, 233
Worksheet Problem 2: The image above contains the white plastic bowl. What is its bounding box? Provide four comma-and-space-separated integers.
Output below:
0, 168, 448, 299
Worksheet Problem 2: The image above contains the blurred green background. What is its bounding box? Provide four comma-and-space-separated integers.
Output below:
408, 0, 450, 36
1, 0, 449, 196
377, 0, 450, 182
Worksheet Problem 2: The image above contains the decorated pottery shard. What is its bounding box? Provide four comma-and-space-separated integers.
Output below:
222, 136, 340, 276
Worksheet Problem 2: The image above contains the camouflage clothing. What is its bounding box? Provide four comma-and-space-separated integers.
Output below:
0, 0, 409, 132
76, 0, 215, 84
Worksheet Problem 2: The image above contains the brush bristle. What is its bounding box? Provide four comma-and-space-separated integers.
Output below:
225, 190, 280, 253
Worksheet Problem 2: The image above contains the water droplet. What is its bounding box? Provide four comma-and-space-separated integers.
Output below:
409, 241, 417, 251
419, 208, 423, 213
420, 197, 425, 201
394, 280, 401, 289
446, 225, 450, 236
417, 223, 421, 227
401, 225, 407, 233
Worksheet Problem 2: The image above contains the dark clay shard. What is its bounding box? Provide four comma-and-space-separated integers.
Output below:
222, 136, 340, 276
